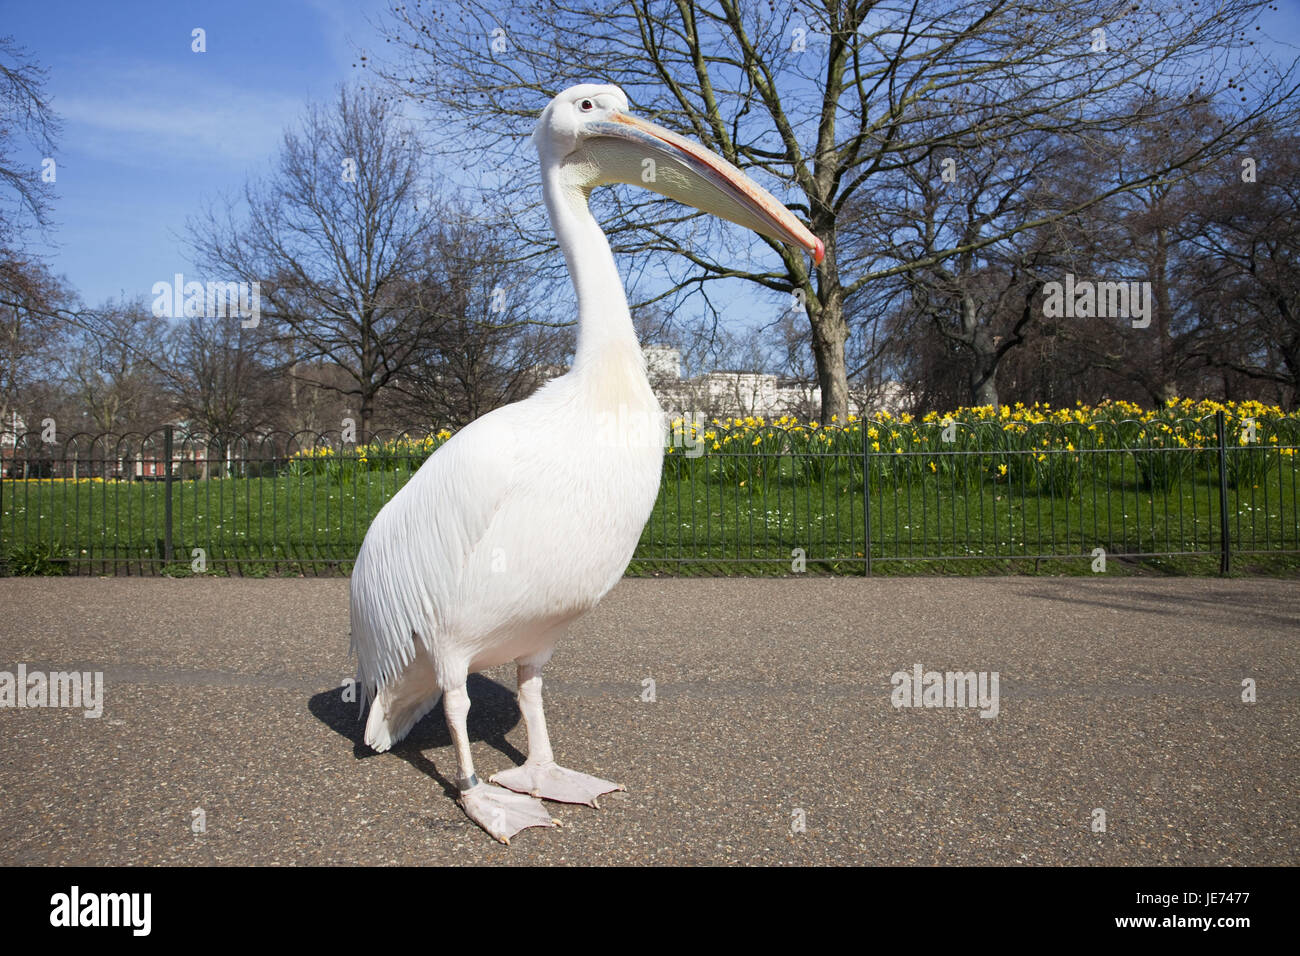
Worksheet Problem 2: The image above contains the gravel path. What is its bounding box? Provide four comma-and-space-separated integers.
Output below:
0, 576, 1295, 865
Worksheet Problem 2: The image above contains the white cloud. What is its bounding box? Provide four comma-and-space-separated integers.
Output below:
55, 62, 303, 169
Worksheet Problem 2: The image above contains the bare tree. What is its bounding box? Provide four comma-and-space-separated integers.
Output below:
374, 0, 1298, 421
387, 210, 571, 428
0, 254, 70, 436
0, 36, 59, 246
1182, 128, 1300, 406
190, 85, 451, 440
858, 115, 1072, 407
0, 38, 64, 436
1042, 98, 1225, 405
157, 312, 281, 437
61, 298, 169, 434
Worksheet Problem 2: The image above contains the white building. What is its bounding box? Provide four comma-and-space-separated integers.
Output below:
1, 412, 25, 446
533, 346, 909, 419
641, 346, 908, 419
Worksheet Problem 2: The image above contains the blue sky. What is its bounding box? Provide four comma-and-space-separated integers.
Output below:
6, 0, 1300, 314
7, 0, 383, 305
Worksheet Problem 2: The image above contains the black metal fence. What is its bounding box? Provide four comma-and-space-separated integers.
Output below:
1, 411, 1297, 576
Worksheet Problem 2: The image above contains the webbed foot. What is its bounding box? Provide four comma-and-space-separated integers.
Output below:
490, 762, 625, 808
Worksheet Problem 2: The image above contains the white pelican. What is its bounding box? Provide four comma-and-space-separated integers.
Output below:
349, 83, 822, 843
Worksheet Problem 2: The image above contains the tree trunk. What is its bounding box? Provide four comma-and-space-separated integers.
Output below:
1276, 297, 1299, 410
810, 297, 849, 424
809, 239, 848, 423
963, 292, 1001, 409
360, 391, 374, 444
1154, 379, 1178, 405
1151, 228, 1177, 401
970, 326, 1000, 409
971, 368, 999, 408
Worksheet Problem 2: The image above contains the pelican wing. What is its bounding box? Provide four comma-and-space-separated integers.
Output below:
348, 410, 518, 699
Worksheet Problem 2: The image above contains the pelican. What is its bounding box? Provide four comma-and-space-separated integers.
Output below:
349, 83, 822, 843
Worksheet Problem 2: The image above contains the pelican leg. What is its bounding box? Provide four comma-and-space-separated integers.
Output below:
490, 662, 625, 808
443, 682, 557, 844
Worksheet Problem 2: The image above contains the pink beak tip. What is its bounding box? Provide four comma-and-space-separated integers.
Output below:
811, 236, 825, 265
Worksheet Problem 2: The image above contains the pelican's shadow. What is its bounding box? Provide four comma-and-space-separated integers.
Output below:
307, 673, 524, 799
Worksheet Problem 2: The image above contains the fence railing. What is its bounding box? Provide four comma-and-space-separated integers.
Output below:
1, 411, 1297, 576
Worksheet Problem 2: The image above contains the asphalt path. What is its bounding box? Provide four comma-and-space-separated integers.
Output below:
0, 576, 1295, 865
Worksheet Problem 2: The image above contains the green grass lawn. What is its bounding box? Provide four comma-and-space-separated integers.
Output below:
4, 447, 1298, 576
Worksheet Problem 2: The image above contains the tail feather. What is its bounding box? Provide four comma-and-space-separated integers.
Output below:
361, 641, 442, 752
364, 686, 442, 752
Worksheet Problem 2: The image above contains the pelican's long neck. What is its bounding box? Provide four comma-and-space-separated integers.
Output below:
541, 159, 645, 378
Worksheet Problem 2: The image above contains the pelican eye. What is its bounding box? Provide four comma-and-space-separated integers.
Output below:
579, 98, 595, 111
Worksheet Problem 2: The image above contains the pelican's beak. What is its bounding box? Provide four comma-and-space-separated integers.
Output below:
585, 112, 825, 265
